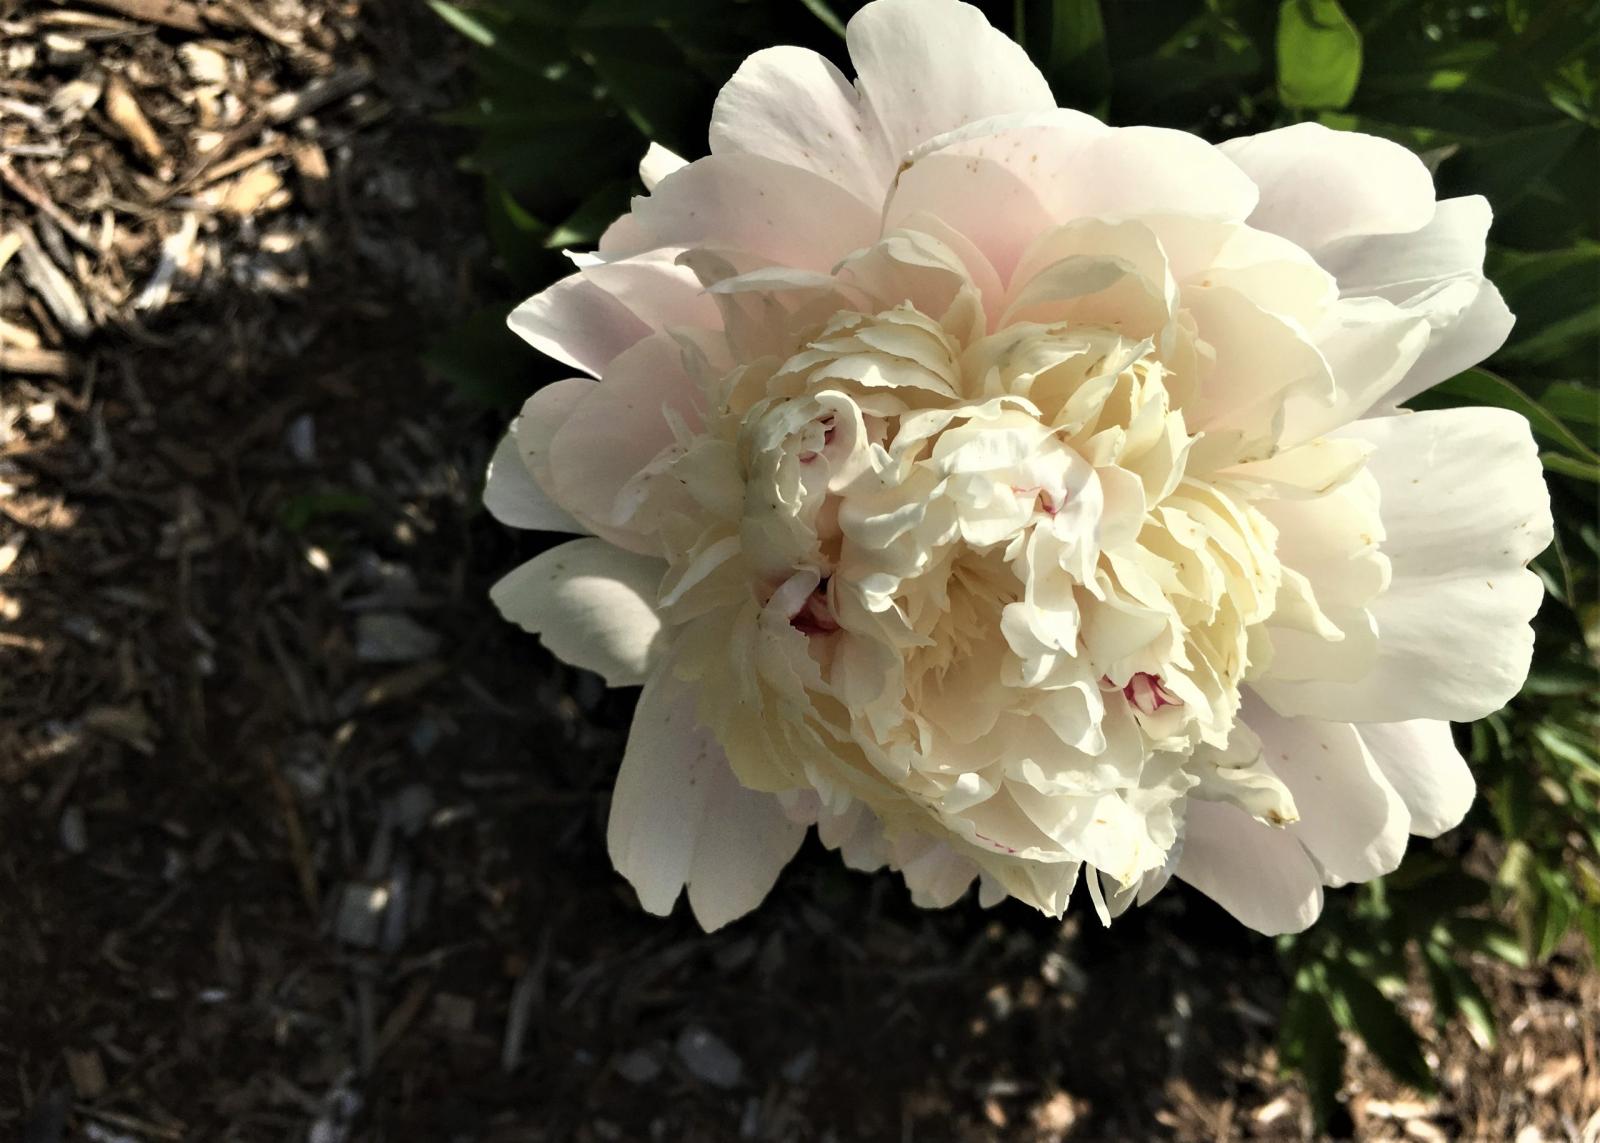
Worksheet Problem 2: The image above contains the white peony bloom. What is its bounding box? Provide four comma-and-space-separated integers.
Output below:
485, 0, 1553, 934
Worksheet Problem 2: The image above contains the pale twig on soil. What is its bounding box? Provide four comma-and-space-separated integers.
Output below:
261, 747, 323, 920
0, 159, 98, 252
264, 64, 372, 124
78, 0, 213, 35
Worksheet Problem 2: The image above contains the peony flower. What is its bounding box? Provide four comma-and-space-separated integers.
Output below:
484, 0, 1553, 934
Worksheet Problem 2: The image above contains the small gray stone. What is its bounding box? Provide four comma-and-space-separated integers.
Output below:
614, 1048, 662, 1085
781, 1045, 817, 1085
332, 881, 387, 948
59, 806, 87, 855
285, 414, 316, 464
676, 1025, 742, 1090
354, 613, 440, 663
391, 784, 435, 836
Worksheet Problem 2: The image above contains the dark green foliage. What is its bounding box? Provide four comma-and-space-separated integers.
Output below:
435, 0, 1599, 1128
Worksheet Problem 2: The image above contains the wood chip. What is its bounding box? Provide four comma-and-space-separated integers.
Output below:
0, 160, 98, 252
80, 0, 209, 34
14, 226, 91, 339
264, 64, 371, 124
289, 139, 329, 208
134, 213, 199, 312
104, 74, 168, 170
0, 317, 42, 349
192, 140, 282, 189
45, 34, 93, 66
261, 748, 321, 918
0, 532, 26, 576
178, 43, 231, 86
0, 345, 74, 376
1529, 1055, 1583, 1096
83, 703, 157, 754
51, 74, 106, 119
203, 162, 286, 215
64, 1047, 108, 1099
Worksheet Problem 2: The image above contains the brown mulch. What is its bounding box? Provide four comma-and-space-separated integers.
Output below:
1, 2, 1596, 1141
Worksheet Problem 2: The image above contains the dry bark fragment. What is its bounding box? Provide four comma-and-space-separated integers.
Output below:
14, 226, 91, 338
79, 0, 209, 34
104, 73, 169, 170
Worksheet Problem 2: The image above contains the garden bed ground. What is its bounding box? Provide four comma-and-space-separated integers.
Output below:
1, 2, 1596, 1140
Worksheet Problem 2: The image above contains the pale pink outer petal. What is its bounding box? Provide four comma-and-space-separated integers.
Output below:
1280, 297, 1430, 445
1357, 720, 1476, 838
508, 272, 650, 378
1316, 196, 1514, 409
1383, 281, 1515, 407
1063, 127, 1258, 223
897, 119, 1258, 243
1244, 695, 1411, 887
1254, 407, 1552, 723
620, 154, 879, 272
639, 142, 687, 191
609, 661, 807, 929
580, 247, 723, 332
516, 377, 594, 500
507, 251, 719, 379
884, 153, 1055, 283
483, 428, 585, 534
544, 333, 705, 554
1220, 122, 1436, 251
710, 46, 894, 206
489, 538, 667, 687
1176, 800, 1324, 935
1317, 195, 1492, 293
845, 0, 1054, 165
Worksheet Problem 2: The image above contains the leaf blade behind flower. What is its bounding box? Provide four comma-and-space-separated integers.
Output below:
1277, 0, 1362, 111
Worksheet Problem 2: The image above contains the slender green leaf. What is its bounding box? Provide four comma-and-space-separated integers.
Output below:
1280, 970, 1346, 1131
1439, 917, 1530, 968
1530, 868, 1576, 962
1423, 945, 1497, 1050
1325, 962, 1436, 1092
1416, 369, 1600, 465
799, 0, 847, 38
429, 0, 498, 48
1543, 452, 1600, 483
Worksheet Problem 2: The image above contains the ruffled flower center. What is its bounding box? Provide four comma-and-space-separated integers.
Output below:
631, 223, 1388, 913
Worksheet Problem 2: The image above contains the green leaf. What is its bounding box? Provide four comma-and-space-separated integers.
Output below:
1324, 961, 1436, 1093
1280, 969, 1346, 1131
279, 490, 374, 533
1026, 0, 1112, 116
799, 0, 847, 38
1418, 369, 1600, 466
424, 303, 543, 409
1441, 917, 1531, 968
544, 180, 634, 249
1577, 908, 1600, 969
1422, 945, 1497, 1050
1276, 0, 1362, 111
572, 27, 713, 153
1532, 869, 1576, 961
429, 0, 498, 48
1543, 452, 1600, 483
1541, 382, 1600, 438
483, 180, 551, 284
